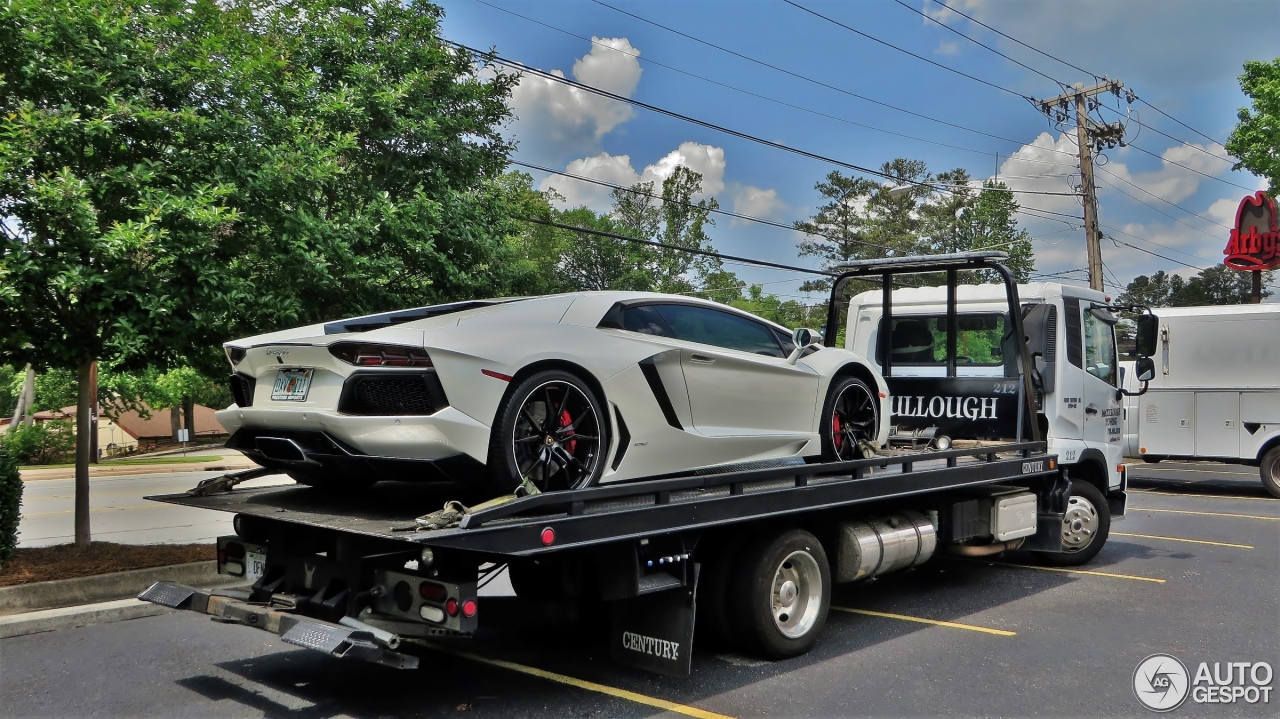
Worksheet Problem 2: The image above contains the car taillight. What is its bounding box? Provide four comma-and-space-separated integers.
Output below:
461, 599, 477, 618
225, 346, 247, 366
328, 342, 433, 367
445, 598, 459, 617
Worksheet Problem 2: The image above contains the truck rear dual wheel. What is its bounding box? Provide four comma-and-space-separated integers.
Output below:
726, 528, 831, 659
1032, 479, 1110, 566
1259, 447, 1280, 498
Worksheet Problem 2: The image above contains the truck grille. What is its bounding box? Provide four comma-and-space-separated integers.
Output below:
339, 374, 446, 416
229, 373, 256, 407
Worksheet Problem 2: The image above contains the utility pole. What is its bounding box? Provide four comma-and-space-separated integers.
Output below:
1037, 80, 1126, 292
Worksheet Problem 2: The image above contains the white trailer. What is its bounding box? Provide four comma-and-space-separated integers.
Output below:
1119, 304, 1280, 497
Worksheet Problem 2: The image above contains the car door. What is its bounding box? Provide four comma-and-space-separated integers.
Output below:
650, 303, 820, 437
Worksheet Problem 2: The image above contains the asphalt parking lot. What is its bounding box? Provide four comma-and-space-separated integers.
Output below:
1, 461, 1276, 718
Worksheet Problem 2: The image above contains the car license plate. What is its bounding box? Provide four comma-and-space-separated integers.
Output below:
271, 368, 313, 401
245, 551, 267, 583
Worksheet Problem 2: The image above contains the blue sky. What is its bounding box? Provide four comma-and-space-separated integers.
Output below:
438, 0, 1278, 302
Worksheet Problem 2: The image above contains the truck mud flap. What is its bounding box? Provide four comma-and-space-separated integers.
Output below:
608, 565, 698, 677
138, 581, 418, 669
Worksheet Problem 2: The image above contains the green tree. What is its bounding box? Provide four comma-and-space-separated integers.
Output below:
959, 181, 1036, 283
793, 171, 881, 292
1225, 58, 1280, 191
557, 166, 721, 293
0, 0, 522, 545
1118, 267, 1272, 307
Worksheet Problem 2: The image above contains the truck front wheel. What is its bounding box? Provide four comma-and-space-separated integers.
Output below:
1032, 479, 1110, 566
1259, 447, 1280, 498
729, 528, 831, 659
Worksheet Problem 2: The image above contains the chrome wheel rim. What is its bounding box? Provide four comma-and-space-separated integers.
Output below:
511, 380, 602, 491
830, 382, 877, 461
771, 549, 823, 639
1060, 493, 1099, 553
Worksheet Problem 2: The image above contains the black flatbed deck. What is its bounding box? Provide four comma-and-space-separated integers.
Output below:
151, 442, 1056, 557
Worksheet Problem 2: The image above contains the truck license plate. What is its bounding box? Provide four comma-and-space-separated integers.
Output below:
271, 369, 313, 401
246, 551, 267, 583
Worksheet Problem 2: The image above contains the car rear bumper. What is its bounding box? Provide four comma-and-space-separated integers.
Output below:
224, 427, 486, 483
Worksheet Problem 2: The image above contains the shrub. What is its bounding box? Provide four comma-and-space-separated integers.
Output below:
0, 449, 21, 570
1, 420, 76, 465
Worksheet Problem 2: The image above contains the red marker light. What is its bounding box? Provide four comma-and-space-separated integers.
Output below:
445, 598, 459, 617
461, 599, 478, 618
481, 369, 512, 382
540, 527, 556, 546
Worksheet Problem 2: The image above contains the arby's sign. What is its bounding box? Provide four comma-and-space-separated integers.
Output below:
1223, 191, 1280, 271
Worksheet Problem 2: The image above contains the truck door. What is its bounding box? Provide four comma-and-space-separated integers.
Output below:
1080, 306, 1124, 466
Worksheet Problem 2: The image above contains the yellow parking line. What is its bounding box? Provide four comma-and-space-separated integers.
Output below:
968, 560, 1166, 583
1132, 507, 1280, 521
1130, 489, 1278, 502
22, 504, 164, 518
1112, 532, 1254, 549
832, 606, 1015, 636
428, 645, 734, 719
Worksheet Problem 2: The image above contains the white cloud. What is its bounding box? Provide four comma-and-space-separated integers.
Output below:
508, 37, 642, 163
641, 143, 726, 196
935, 39, 961, 56
1099, 142, 1232, 205
729, 185, 787, 224
542, 142, 727, 211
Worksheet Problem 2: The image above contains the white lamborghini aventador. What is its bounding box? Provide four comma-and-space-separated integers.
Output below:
218, 292, 889, 493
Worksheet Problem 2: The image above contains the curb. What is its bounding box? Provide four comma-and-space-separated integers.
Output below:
0, 561, 236, 613
20, 463, 257, 481
0, 598, 175, 639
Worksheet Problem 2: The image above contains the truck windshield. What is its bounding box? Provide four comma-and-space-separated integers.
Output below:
1083, 310, 1117, 386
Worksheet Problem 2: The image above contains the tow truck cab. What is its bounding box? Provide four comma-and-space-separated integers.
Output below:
846, 282, 1130, 504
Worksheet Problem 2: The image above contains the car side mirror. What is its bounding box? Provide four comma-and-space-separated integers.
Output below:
792, 327, 820, 347
1135, 314, 1158, 357
788, 328, 821, 365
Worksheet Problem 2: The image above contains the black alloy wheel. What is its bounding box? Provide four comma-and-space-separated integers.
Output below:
488, 370, 607, 495
821, 376, 879, 461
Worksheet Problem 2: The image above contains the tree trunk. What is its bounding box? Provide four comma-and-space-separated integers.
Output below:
9, 364, 31, 427
183, 396, 195, 444
75, 359, 93, 547
169, 406, 180, 442
22, 365, 35, 427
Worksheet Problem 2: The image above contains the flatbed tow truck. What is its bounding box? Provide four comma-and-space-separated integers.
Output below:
138, 253, 1126, 676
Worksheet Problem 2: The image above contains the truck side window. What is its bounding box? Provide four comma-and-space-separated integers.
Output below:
876, 314, 1006, 365
1082, 310, 1117, 386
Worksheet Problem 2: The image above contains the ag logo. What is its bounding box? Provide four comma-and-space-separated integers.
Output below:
1134, 654, 1190, 712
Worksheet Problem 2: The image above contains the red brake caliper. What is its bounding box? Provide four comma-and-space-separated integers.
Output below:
832, 414, 843, 450
560, 409, 577, 454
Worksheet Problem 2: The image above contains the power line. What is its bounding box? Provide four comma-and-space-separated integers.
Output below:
1126, 142, 1253, 192
455, 41, 1080, 199
585, 0, 1077, 158
782, 0, 1033, 100
922, 0, 1241, 170
1094, 165, 1230, 231
511, 159, 899, 253
890, 0, 1068, 89
1137, 98, 1226, 146
470, 0, 1002, 158
521, 216, 835, 276
923, 0, 1101, 81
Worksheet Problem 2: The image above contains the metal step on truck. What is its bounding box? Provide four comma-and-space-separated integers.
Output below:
137, 253, 1154, 676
